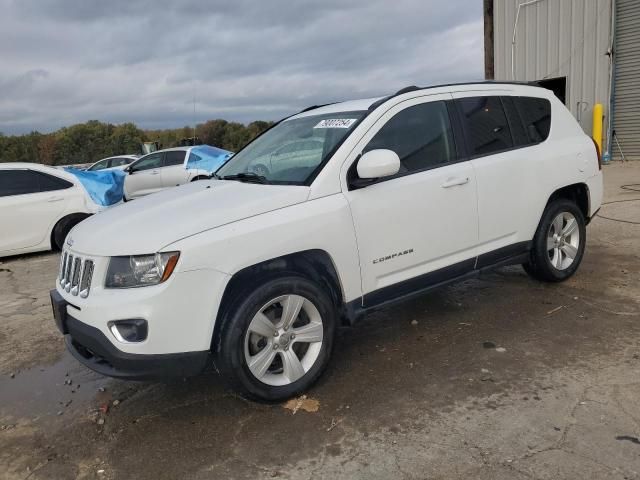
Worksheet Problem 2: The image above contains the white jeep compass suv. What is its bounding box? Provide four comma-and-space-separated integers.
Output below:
51, 82, 603, 402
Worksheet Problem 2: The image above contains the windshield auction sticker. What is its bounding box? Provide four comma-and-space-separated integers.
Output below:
314, 119, 358, 129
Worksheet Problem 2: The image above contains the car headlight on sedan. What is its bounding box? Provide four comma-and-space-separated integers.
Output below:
105, 252, 180, 288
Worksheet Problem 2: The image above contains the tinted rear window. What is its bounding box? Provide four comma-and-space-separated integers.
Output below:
513, 97, 551, 144
164, 151, 185, 166
457, 96, 513, 156
0, 170, 72, 197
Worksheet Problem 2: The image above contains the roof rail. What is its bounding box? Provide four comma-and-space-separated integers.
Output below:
367, 80, 544, 113
394, 85, 421, 95
296, 102, 337, 114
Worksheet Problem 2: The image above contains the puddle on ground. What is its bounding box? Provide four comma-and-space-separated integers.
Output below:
0, 352, 110, 422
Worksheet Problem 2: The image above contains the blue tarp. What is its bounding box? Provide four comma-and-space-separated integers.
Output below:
65, 168, 126, 206
186, 145, 233, 173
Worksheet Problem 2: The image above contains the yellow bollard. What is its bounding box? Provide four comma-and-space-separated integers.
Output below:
592, 103, 603, 155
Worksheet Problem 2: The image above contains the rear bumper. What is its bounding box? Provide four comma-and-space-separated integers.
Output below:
52, 290, 210, 380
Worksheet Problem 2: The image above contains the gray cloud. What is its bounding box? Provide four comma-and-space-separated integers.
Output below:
0, 0, 483, 134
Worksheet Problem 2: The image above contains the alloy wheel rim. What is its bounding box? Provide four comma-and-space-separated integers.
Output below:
243, 294, 323, 387
547, 212, 580, 271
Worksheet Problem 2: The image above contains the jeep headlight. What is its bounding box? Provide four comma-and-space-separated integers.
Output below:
105, 252, 180, 288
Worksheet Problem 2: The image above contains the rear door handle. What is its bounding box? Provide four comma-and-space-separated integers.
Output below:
47, 196, 64, 203
441, 177, 469, 188
150, 170, 160, 175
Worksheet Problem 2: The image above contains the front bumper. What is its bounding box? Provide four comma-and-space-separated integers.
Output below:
51, 289, 210, 380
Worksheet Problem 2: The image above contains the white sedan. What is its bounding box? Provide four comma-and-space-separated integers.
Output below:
86, 155, 139, 172
0, 163, 103, 257
123, 145, 232, 200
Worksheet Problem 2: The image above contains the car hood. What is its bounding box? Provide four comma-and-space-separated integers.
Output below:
69, 180, 310, 257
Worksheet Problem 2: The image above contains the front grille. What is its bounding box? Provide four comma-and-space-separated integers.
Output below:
59, 250, 94, 298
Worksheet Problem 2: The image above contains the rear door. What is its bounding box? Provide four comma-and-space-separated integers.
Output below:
0, 169, 71, 252
160, 150, 189, 188
124, 153, 163, 199
452, 93, 542, 263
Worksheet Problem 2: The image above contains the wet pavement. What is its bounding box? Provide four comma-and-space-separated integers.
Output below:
1, 162, 640, 480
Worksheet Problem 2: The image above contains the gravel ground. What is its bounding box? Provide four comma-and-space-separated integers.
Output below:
1, 162, 639, 480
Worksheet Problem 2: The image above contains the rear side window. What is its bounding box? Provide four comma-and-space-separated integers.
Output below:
457, 96, 513, 156
36, 171, 73, 192
0, 170, 72, 197
364, 101, 456, 174
163, 151, 185, 167
514, 97, 551, 144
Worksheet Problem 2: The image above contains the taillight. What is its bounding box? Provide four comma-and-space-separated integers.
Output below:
591, 138, 602, 170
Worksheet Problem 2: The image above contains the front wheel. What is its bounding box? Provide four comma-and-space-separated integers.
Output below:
215, 276, 336, 402
523, 199, 586, 282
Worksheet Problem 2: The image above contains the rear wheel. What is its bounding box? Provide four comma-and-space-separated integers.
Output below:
523, 199, 586, 282
215, 276, 336, 402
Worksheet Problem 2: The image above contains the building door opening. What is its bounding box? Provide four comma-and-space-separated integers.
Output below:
536, 77, 567, 105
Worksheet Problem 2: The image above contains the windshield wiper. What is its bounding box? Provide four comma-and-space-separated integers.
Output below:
220, 172, 269, 184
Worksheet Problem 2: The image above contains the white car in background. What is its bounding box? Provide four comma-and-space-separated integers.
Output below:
0, 163, 102, 257
123, 145, 231, 200
86, 155, 139, 172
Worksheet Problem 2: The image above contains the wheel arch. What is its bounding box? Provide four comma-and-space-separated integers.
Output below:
211, 249, 347, 352
546, 183, 590, 220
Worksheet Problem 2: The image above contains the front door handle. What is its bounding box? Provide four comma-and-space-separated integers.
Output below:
441, 177, 469, 188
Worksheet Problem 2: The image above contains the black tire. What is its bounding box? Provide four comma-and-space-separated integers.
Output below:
523, 199, 586, 282
214, 275, 336, 402
51, 214, 90, 250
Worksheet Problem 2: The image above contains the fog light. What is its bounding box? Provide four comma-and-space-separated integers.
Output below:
108, 319, 148, 343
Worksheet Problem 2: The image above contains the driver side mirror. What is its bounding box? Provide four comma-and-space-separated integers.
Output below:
350, 149, 400, 189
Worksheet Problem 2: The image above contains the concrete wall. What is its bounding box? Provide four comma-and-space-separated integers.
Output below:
492, 0, 613, 149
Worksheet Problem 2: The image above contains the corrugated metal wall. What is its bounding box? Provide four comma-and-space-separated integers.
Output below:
493, 0, 613, 149
612, 0, 640, 160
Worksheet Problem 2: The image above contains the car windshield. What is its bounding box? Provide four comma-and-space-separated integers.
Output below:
216, 111, 366, 184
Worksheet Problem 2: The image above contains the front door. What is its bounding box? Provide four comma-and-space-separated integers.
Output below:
342, 95, 479, 306
125, 153, 163, 199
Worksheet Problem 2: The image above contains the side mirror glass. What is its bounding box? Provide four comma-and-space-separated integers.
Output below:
357, 149, 400, 179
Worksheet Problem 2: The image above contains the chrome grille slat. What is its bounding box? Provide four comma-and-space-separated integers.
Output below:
65, 255, 74, 291
70, 257, 82, 295
59, 252, 68, 284
79, 260, 94, 298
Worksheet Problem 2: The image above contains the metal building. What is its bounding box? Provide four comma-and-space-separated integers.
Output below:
485, 0, 640, 161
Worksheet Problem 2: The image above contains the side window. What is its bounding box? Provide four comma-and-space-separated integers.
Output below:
110, 157, 130, 167
501, 97, 528, 146
188, 152, 202, 164
132, 153, 162, 171
163, 151, 186, 167
35, 171, 73, 192
514, 97, 551, 144
0, 170, 71, 197
0, 170, 41, 197
457, 96, 513, 156
363, 101, 456, 174
88, 159, 109, 171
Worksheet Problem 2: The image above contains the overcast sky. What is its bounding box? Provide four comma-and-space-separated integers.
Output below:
0, 0, 483, 135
